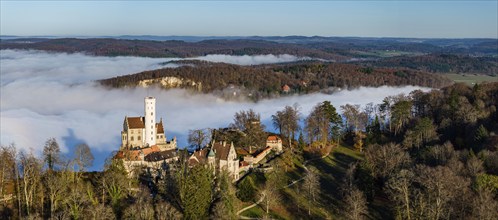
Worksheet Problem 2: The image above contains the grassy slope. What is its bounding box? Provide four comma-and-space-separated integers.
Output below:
239, 145, 391, 219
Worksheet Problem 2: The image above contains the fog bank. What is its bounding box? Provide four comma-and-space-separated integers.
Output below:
187, 54, 309, 65
0, 50, 429, 170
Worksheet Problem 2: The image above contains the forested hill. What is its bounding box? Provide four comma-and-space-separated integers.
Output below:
2, 37, 496, 60
3, 37, 496, 75
98, 61, 452, 100
0, 38, 345, 60
361, 54, 498, 75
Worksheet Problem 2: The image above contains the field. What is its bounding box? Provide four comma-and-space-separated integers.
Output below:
445, 73, 498, 86
353, 50, 425, 58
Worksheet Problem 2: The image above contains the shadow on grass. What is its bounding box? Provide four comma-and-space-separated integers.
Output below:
307, 148, 362, 217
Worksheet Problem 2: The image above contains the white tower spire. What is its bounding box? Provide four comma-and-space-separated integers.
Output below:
144, 96, 156, 146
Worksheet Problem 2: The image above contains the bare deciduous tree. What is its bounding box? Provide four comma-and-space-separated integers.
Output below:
188, 129, 210, 150
231, 109, 267, 147
465, 154, 484, 177
44, 170, 68, 218
0, 145, 16, 198
74, 143, 94, 172
262, 171, 281, 214
385, 169, 414, 220
341, 104, 368, 133
471, 186, 498, 220
18, 151, 43, 216
64, 181, 88, 219
302, 167, 320, 216
272, 104, 300, 149
365, 143, 411, 180
413, 165, 470, 220
343, 187, 368, 220
123, 187, 154, 220
155, 200, 182, 220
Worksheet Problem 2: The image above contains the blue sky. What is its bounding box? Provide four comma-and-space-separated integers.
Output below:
1, 1, 497, 38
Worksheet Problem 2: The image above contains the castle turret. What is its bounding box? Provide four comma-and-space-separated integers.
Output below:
144, 97, 156, 146
208, 148, 216, 167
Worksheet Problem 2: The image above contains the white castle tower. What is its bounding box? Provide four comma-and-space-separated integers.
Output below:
144, 97, 156, 146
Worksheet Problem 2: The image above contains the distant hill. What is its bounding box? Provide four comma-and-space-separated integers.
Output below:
98, 60, 452, 101
0, 38, 346, 60
361, 54, 498, 75
2, 36, 496, 58
2, 36, 496, 75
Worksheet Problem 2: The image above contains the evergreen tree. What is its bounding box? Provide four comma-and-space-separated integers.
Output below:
321, 101, 343, 142
213, 171, 237, 219
297, 132, 306, 151
182, 165, 213, 219
43, 138, 60, 171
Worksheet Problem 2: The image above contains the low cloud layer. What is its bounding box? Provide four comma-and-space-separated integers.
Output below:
1, 50, 428, 170
188, 54, 309, 65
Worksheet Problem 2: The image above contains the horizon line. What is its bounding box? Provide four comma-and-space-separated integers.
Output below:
1, 34, 497, 40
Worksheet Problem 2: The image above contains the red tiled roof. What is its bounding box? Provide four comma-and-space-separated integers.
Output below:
122, 150, 141, 161
127, 117, 145, 129
240, 161, 249, 167
115, 151, 125, 159
267, 135, 281, 141
115, 145, 162, 161
142, 145, 160, 155
282, 84, 291, 92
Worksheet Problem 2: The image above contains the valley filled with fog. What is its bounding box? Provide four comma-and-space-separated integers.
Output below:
0, 50, 430, 169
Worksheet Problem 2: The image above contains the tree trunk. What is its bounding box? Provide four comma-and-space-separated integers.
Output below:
266, 201, 269, 214
24, 177, 30, 216
0, 165, 5, 197
404, 185, 411, 220
288, 135, 292, 151
15, 164, 22, 219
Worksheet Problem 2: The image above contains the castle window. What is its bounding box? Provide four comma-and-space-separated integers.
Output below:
131, 136, 134, 141
131, 130, 134, 134
151, 125, 153, 129
138, 136, 141, 140
151, 112, 153, 116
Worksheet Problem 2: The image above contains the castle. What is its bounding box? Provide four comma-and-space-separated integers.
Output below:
115, 97, 283, 180
188, 141, 240, 181
116, 97, 178, 174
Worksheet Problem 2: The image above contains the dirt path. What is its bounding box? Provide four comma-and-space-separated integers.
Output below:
237, 192, 266, 219
282, 151, 331, 189
236, 149, 333, 218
